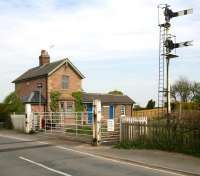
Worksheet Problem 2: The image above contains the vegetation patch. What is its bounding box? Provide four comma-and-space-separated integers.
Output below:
72, 91, 83, 112
116, 117, 200, 157
0, 91, 24, 129
50, 91, 61, 112
65, 125, 92, 135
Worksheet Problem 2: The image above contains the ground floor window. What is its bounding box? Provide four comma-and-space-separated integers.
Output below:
59, 101, 74, 112
60, 102, 65, 112
66, 101, 73, 112
120, 105, 126, 116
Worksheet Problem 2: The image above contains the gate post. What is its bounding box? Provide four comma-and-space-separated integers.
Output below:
120, 117, 122, 142
92, 99, 102, 146
25, 103, 33, 133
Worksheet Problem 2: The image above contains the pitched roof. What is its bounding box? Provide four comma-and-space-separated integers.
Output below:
82, 92, 135, 105
21, 91, 46, 104
12, 58, 85, 83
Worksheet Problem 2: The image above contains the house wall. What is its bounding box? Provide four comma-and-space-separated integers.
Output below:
15, 77, 47, 100
82, 103, 133, 124
31, 104, 46, 112
102, 105, 109, 120
101, 104, 132, 121
47, 63, 82, 111
115, 104, 132, 119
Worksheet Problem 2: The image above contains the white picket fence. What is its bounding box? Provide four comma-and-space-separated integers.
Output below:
10, 114, 26, 132
120, 116, 148, 141
121, 116, 147, 124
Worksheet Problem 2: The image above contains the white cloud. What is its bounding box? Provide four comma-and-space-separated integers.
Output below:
0, 0, 159, 60
0, 0, 198, 105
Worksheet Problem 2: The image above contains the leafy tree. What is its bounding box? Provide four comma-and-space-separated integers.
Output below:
108, 90, 123, 95
3, 91, 24, 113
50, 91, 61, 112
0, 91, 24, 128
146, 99, 155, 109
133, 104, 144, 111
0, 103, 12, 128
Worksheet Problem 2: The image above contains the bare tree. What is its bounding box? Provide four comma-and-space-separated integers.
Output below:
171, 77, 192, 102
191, 82, 200, 97
191, 82, 200, 103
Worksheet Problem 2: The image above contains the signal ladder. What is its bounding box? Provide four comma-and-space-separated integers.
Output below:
158, 24, 167, 117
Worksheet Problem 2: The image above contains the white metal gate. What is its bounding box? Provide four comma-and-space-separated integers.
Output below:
33, 112, 94, 142
32, 111, 122, 145
32, 113, 40, 132
100, 117, 120, 144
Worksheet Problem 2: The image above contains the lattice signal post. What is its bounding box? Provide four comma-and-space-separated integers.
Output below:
157, 4, 193, 117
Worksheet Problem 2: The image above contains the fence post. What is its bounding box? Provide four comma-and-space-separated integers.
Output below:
75, 113, 78, 136
44, 113, 46, 133
92, 99, 102, 146
120, 117, 122, 142
51, 112, 53, 133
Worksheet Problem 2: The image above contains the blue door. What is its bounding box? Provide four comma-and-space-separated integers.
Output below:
87, 104, 93, 123
109, 105, 114, 119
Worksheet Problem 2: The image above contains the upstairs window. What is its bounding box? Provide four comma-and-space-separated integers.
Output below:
62, 75, 69, 89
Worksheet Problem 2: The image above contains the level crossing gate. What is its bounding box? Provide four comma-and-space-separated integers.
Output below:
26, 100, 121, 145
32, 111, 94, 143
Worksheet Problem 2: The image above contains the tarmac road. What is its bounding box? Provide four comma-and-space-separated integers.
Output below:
0, 135, 185, 176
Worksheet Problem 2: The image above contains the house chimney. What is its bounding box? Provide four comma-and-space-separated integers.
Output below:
39, 50, 50, 66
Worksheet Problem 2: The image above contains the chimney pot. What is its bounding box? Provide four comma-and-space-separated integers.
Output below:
39, 50, 50, 66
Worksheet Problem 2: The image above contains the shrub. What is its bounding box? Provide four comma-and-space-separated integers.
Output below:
3, 92, 24, 113
0, 92, 24, 129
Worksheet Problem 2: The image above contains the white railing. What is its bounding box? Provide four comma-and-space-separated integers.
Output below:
100, 118, 120, 144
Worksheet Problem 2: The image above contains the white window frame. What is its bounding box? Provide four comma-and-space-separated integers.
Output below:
60, 102, 65, 112
120, 105, 126, 116
66, 101, 73, 112
62, 75, 69, 89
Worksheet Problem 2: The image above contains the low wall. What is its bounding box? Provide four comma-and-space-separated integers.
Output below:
11, 114, 26, 132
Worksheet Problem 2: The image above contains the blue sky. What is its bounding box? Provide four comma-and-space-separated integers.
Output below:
0, 0, 199, 106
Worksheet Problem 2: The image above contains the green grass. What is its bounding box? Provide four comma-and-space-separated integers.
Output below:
115, 136, 200, 157
65, 125, 92, 135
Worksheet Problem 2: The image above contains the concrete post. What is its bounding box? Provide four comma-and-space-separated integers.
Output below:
92, 99, 102, 146
25, 104, 33, 133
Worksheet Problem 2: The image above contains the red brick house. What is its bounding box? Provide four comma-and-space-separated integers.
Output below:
12, 50, 134, 121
